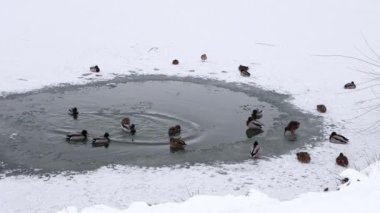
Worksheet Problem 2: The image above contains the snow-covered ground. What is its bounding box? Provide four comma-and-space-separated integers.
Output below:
58, 162, 380, 213
1, 0, 380, 212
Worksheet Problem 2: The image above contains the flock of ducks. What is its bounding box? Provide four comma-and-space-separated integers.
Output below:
78, 54, 354, 167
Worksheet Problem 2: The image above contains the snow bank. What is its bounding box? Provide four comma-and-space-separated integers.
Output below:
58, 162, 380, 213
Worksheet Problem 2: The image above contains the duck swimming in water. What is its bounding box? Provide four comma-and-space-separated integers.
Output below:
66, 130, 88, 143
250, 141, 261, 158
246, 116, 263, 130
329, 132, 349, 144
92, 132, 110, 148
284, 121, 300, 135
251, 109, 263, 120
168, 125, 181, 138
170, 137, 186, 150
68, 107, 79, 119
336, 153, 349, 167
121, 118, 136, 135
344, 81, 356, 89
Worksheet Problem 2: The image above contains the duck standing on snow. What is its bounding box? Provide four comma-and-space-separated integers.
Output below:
329, 132, 349, 144
172, 59, 179, 65
201, 54, 207, 62
284, 121, 300, 135
92, 133, 110, 148
250, 141, 261, 158
344, 81, 356, 89
246, 116, 263, 130
68, 107, 79, 119
239, 65, 250, 77
336, 153, 349, 167
296, 152, 311, 163
90, 65, 100, 72
251, 109, 263, 120
316, 104, 327, 113
121, 117, 136, 135
66, 130, 88, 143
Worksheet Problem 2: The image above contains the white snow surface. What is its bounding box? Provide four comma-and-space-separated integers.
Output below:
58, 161, 380, 213
1, 0, 380, 212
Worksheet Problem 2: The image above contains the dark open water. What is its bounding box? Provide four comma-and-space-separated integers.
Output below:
0, 76, 323, 173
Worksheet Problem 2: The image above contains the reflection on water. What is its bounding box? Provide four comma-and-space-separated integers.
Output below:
246, 129, 264, 138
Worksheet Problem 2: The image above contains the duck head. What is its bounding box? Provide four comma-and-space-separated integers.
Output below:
81, 130, 88, 137
330, 132, 337, 137
254, 141, 258, 147
104, 132, 110, 138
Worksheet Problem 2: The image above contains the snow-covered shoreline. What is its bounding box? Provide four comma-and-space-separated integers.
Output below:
58, 161, 380, 213
1, 0, 380, 212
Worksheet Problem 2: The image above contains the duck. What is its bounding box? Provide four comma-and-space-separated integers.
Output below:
172, 59, 179, 65
201, 54, 207, 62
239, 65, 250, 77
92, 132, 110, 148
66, 130, 88, 143
284, 121, 300, 135
170, 137, 186, 149
336, 153, 349, 167
90, 65, 100, 72
251, 109, 263, 120
250, 141, 261, 158
246, 116, 263, 130
168, 125, 181, 138
344, 81, 356, 89
316, 104, 327, 113
329, 132, 349, 144
68, 107, 79, 119
296, 152, 311, 163
121, 118, 136, 135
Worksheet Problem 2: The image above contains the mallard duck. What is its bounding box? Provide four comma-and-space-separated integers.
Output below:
250, 141, 261, 158
316, 104, 327, 113
68, 107, 79, 119
170, 137, 186, 149
296, 152, 311, 163
201, 54, 207, 62
246, 117, 263, 130
92, 133, 110, 148
66, 130, 88, 143
121, 118, 136, 135
344, 81, 356, 89
336, 153, 349, 167
239, 65, 250, 77
251, 109, 263, 120
90, 65, 100, 72
172, 59, 179, 65
329, 132, 349, 144
284, 121, 300, 135
168, 125, 181, 138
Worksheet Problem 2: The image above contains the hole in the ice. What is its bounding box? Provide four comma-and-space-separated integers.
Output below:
0, 76, 323, 173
